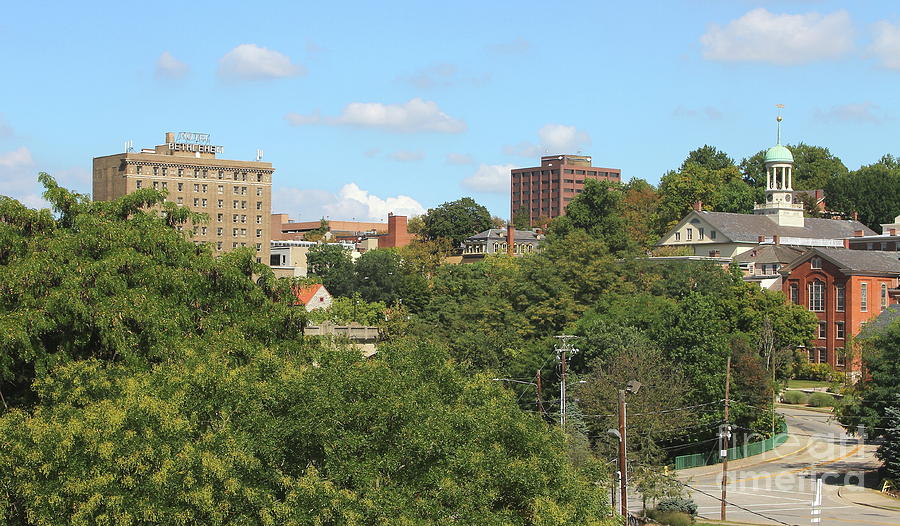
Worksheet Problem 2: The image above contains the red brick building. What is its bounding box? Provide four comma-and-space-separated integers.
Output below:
510, 155, 620, 227
780, 248, 900, 373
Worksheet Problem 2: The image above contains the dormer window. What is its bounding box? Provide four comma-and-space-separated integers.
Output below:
811, 257, 822, 269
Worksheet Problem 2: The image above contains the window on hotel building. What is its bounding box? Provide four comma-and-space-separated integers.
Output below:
202, 184, 207, 192
153, 166, 158, 176
176, 197, 183, 205
233, 228, 238, 236
256, 187, 263, 196
161, 182, 167, 190
217, 199, 223, 208
162, 167, 168, 176
808, 280, 825, 311
256, 229, 262, 238
178, 169, 183, 177
861, 282, 868, 312
218, 170, 224, 179
835, 284, 845, 312
233, 200, 239, 208
194, 184, 199, 192
836, 321, 845, 339
241, 201, 247, 209
256, 201, 262, 210
790, 283, 799, 304
135, 180, 142, 189
241, 228, 246, 236
241, 215, 246, 223
202, 170, 207, 178
176, 183, 183, 192
202, 199, 207, 208
216, 241, 222, 250
257, 173, 263, 182
232, 214, 238, 223
194, 169, 199, 177
136, 165, 142, 174
217, 213, 223, 222
256, 215, 262, 224
882, 283, 888, 310
201, 227, 207, 236
193, 198, 199, 206
818, 321, 827, 339
217, 227, 223, 236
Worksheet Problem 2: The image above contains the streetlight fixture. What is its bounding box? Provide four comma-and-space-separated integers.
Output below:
617, 379, 641, 518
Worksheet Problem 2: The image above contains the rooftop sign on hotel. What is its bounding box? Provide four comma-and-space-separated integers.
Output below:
168, 131, 223, 154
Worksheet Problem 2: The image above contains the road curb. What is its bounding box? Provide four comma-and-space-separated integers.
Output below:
836, 486, 900, 512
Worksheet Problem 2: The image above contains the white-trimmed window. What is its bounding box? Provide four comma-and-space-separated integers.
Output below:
808, 280, 825, 312
835, 284, 845, 312
861, 282, 868, 312
811, 257, 822, 269
836, 321, 845, 339
818, 321, 827, 339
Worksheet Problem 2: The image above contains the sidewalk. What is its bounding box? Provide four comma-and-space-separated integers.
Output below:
677, 431, 815, 479
836, 485, 900, 512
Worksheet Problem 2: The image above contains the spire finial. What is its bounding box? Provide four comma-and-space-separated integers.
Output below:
775, 104, 784, 144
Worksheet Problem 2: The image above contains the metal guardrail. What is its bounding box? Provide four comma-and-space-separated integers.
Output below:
674, 422, 788, 470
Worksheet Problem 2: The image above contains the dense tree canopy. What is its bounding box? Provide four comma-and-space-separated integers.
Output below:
740, 143, 848, 190
421, 197, 492, 245
0, 176, 612, 525
824, 159, 900, 231
550, 180, 632, 255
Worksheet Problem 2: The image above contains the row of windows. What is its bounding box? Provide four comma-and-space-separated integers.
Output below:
795, 281, 888, 312
806, 348, 845, 366
190, 226, 263, 238
136, 165, 268, 182
137, 180, 264, 196
817, 321, 846, 339
674, 227, 717, 241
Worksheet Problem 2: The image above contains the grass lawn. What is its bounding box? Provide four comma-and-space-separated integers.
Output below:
787, 379, 831, 389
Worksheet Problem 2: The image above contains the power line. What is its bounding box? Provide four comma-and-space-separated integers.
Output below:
672, 478, 798, 526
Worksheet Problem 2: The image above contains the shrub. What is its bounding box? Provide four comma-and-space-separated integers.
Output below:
808, 392, 836, 408
656, 497, 698, 517
651, 511, 693, 526
782, 391, 808, 405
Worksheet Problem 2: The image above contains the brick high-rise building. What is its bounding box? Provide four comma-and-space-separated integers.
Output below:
510, 155, 621, 226
93, 131, 273, 263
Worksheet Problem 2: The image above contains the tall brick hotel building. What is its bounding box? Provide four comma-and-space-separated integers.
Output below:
510, 155, 620, 227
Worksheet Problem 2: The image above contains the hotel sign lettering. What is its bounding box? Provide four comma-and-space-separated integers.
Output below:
168, 131, 223, 154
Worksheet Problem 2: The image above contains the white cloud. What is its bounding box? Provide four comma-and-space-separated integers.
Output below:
488, 37, 531, 54
446, 153, 475, 165
461, 164, 516, 193
286, 98, 466, 133
700, 8, 853, 65
503, 124, 591, 158
1, 148, 90, 210
672, 105, 724, 120
272, 183, 425, 222
870, 20, 900, 70
0, 146, 32, 168
400, 63, 490, 89
154, 51, 189, 79
814, 102, 888, 124
218, 44, 305, 80
389, 150, 424, 162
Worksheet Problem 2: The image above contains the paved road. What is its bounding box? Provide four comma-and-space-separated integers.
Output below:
668, 408, 899, 526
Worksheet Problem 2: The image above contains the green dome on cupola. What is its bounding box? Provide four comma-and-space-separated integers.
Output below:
764, 114, 793, 163
765, 144, 793, 163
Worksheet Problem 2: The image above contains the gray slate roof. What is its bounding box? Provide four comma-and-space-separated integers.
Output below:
466, 228, 543, 242
733, 244, 804, 264
804, 247, 900, 274
695, 211, 874, 243
859, 305, 900, 339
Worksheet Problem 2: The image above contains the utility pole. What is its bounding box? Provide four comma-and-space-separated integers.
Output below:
721, 355, 732, 521
536, 369, 545, 415
618, 389, 628, 517
554, 335, 578, 429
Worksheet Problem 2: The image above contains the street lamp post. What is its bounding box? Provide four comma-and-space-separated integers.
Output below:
617, 380, 642, 518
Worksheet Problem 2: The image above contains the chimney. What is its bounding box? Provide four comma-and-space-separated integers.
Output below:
758, 235, 765, 243
380, 213, 410, 249
693, 200, 703, 212
773, 235, 780, 245
854, 230, 865, 237
843, 239, 850, 249
507, 225, 515, 256
165, 132, 174, 143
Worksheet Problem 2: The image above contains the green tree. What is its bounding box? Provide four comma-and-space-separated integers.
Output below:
711, 179, 759, 214
421, 197, 492, 245
825, 160, 900, 231
838, 320, 900, 438
681, 145, 735, 172
0, 175, 304, 408
876, 402, 900, 482
550, 180, 632, 255
621, 178, 662, 251
740, 143, 848, 190
306, 243, 355, 297
512, 206, 531, 230
303, 217, 330, 241
354, 248, 428, 310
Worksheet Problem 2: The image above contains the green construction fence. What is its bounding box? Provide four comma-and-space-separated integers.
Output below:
674, 422, 788, 470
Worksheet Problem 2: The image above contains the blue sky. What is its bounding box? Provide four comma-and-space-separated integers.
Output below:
2, 1, 899, 220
